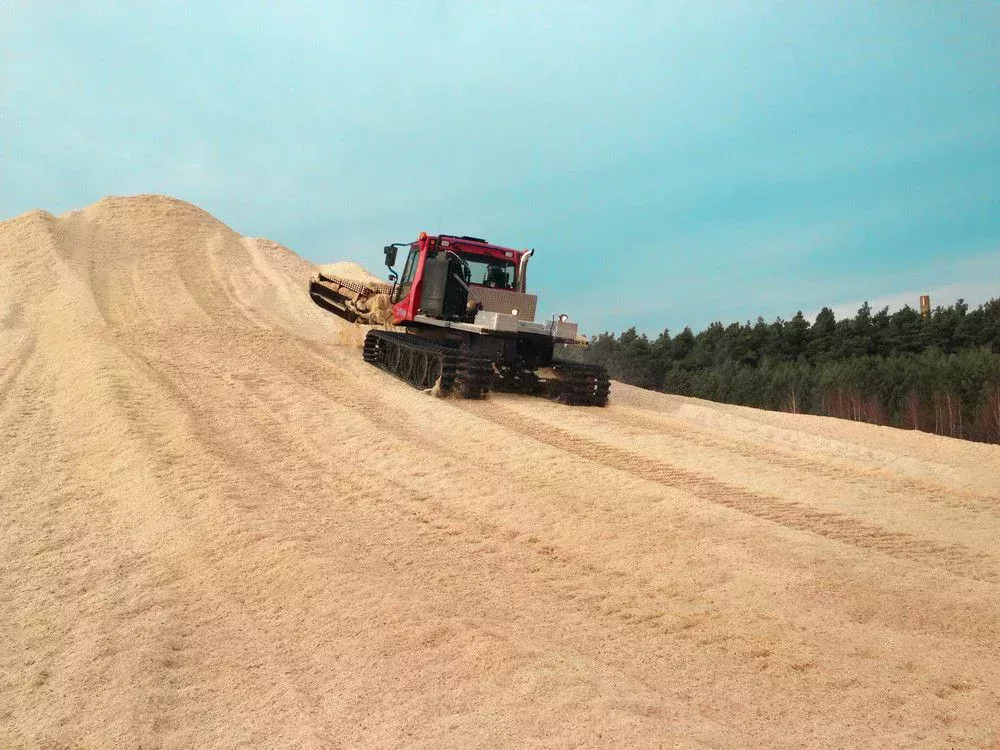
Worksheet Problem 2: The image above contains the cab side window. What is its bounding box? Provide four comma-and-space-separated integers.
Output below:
394, 247, 420, 303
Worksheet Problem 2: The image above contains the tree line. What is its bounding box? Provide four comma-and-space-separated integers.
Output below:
565, 298, 1000, 444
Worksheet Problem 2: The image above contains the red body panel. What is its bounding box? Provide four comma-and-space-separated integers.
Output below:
391, 234, 527, 325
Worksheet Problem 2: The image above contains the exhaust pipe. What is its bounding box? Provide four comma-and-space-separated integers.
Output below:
517, 249, 534, 293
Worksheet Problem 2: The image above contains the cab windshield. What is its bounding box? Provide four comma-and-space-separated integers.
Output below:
453, 251, 517, 290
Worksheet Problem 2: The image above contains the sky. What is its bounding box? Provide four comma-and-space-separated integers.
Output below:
2, 1, 998, 334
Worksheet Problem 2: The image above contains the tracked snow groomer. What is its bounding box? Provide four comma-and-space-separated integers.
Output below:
309, 233, 609, 405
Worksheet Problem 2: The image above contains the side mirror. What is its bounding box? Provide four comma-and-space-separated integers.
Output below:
384, 245, 398, 267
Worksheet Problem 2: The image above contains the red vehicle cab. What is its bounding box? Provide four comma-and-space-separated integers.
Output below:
389, 233, 530, 324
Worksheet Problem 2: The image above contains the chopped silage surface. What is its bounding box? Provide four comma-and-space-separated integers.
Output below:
362, 292, 395, 325
318, 260, 395, 325
318, 260, 387, 288
2, 194, 1000, 748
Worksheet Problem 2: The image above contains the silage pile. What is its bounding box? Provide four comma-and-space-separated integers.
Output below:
363, 292, 395, 325
2, 194, 1000, 749
318, 260, 388, 288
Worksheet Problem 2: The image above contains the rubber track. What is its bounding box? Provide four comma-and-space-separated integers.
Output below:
552, 360, 610, 406
363, 329, 459, 395
362, 332, 609, 405
493, 366, 543, 396
455, 353, 492, 399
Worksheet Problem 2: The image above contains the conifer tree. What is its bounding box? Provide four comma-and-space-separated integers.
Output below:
579, 296, 1000, 444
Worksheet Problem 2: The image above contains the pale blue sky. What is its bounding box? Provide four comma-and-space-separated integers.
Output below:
2, 1, 998, 333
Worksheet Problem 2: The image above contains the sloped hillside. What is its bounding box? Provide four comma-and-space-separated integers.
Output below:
2, 196, 999, 748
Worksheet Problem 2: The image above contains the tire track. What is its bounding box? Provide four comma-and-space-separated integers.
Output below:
104, 322, 688, 652
84, 209, 413, 441
94, 323, 682, 742
467, 401, 999, 584
92, 351, 356, 746
0, 334, 37, 410
602, 406, 1000, 511
148, 357, 697, 655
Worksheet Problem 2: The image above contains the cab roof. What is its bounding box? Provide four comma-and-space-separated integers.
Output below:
426, 233, 526, 260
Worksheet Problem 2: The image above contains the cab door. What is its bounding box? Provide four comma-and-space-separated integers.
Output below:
393, 246, 420, 304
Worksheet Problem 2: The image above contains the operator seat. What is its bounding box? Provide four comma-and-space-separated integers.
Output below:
485, 265, 509, 288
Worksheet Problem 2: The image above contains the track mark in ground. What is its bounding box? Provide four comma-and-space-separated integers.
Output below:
602, 407, 1000, 511
468, 402, 998, 584
0, 335, 37, 410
